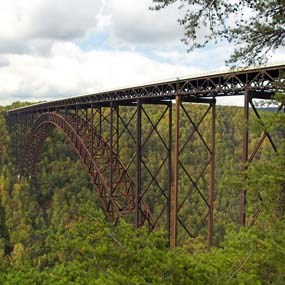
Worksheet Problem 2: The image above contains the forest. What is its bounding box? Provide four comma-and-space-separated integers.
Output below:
0, 101, 284, 284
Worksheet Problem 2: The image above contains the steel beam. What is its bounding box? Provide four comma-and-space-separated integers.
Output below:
208, 99, 216, 249
167, 102, 172, 244
99, 107, 102, 137
115, 106, 119, 155
91, 103, 94, 158
7, 64, 284, 114
76, 104, 79, 134
241, 92, 281, 226
6, 64, 285, 249
109, 102, 114, 215
172, 95, 180, 248
240, 89, 250, 226
135, 99, 142, 228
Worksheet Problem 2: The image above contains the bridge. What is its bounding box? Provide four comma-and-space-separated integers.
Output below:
6, 63, 285, 248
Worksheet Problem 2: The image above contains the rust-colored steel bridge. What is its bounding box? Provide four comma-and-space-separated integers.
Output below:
7, 63, 285, 248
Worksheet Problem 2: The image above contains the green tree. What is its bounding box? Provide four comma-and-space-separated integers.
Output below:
1, 101, 285, 283
245, 95, 285, 222
152, 0, 285, 65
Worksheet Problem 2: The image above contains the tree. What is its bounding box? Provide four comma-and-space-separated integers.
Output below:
151, 0, 285, 66
246, 94, 285, 221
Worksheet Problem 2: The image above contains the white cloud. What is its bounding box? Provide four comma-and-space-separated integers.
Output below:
0, 42, 201, 106
0, 55, 9, 67
105, 0, 184, 48
0, 0, 102, 54
268, 46, 285, 64
154, 44, 234, 69
25, 0, 101, 39
0, 0, 282, 107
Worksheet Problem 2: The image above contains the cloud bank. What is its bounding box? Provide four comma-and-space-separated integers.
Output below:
0, 0, 283, 106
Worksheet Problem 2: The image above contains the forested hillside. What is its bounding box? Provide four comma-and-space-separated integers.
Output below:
0, 102, 284, 284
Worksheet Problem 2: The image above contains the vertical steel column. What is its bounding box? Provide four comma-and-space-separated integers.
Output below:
20, 112, 24, 173
99, 107, 102, 137
135, 99, 142, 228
17, 113, 20, 168
27, 112, 30, 131
31, 112, 34, 128
167, 102, 172, 243
281, 105, 285, 217
85, 108, 88, 122
91, 103, 94, 158
15, 113, 19, 171
76, 104, 79, 134
208, 99, 216, 249
24, 112, 27, 144
172, 95, 180, 248
110, 102, 114, 197
116, 105, 119, 155
22, 112, 26, 148
240, 89, 250, 226
26, 112, 29, 146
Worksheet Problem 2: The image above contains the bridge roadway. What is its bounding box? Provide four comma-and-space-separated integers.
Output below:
7, 63, 285, 248
8, 63, 284, 114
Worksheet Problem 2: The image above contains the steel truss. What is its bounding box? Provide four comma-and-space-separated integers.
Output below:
91, 101, 173, 236
172, 96, 215, 248
7, 64, 284, 114
6, 64, 285, 248
240, 90, 284, 226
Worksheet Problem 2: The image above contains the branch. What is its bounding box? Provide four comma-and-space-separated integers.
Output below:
226, 249, 253, 284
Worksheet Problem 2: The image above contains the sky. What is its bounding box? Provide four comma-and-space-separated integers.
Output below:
0, 0, 284, 106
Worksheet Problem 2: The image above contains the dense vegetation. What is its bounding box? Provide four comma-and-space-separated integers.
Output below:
0, 102, 284, 284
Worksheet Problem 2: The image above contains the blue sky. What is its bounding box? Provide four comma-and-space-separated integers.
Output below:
0, 0, 284, 106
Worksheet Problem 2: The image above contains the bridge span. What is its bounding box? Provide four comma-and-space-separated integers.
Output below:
7, 63, 285, 248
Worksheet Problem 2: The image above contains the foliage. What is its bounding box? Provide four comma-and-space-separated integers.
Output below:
151, 0, 285, 66
0, 102, 284, 283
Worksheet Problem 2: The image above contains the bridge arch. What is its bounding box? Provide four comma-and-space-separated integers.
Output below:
21, 112, 152, 225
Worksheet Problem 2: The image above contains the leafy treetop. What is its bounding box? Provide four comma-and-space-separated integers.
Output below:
151, 0, 285, 66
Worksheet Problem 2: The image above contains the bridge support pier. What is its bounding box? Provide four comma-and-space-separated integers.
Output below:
135, 99, 142, 228
240, 90, 280, 226
208, 99, 216, 250
172, 95, 216, 248
7, 64, 283, 249
167, 102, 172, 245
172, 95, 180, 248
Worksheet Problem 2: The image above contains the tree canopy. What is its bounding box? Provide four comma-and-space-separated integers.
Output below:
0, 101, 284, 283
152, 0, 285, 66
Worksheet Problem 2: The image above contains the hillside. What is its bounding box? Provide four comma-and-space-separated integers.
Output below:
0, 102, 284, 284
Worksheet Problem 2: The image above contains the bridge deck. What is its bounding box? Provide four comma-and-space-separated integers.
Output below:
6, 63, 285, 248
8, 63, 285, 114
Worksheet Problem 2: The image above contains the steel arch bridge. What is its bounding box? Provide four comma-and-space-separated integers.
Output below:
6, 63, 285, 248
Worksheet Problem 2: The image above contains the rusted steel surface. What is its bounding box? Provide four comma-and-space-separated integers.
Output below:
7, 64, 284, 115
19, 111, 153, 226
6, 64, 285, 248
240, 90, 283, 227
240, 89, 250, 226
172, 95, 180, 248
136, 99, 142, 228
208, 99, 216, 249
